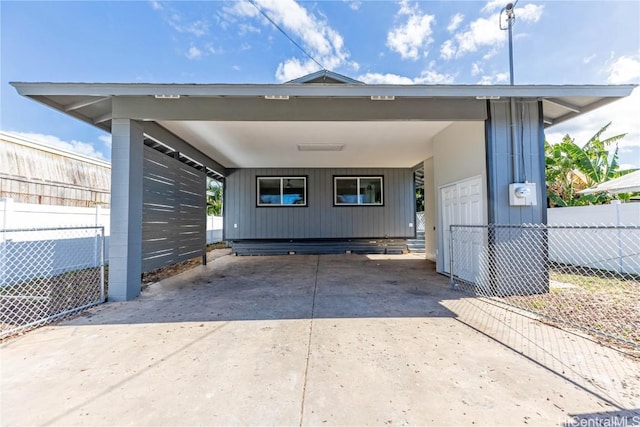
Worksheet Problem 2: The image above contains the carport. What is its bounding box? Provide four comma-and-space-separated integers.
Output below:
11, 71, 635, 301
2, 253, 638, 425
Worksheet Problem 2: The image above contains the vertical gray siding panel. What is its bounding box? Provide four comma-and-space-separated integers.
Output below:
486, 100, 548, 293
225, 167, 413, 240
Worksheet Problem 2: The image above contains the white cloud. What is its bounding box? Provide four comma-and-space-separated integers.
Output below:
442, 2, 543, 60
447, 13, 464, 33
517, 4, 544, 23
545, 88, 640, 168
457, 18, 505, 56
239, 23, 261, 35
483, 0, 543, 21
359, 67, 455, 85
343, 0, 362, 11
227, 0, 355, 82
232, 65, 241, 71
477, 72, 509, 85
9, 132, 108, 160
387, 0, 435, 60
607, 55, 640, 84
276, 58, 320, 82
495, 72, 509, 83
471, 62, 483, 76
583, 54, 596, 64
481, 0, 504, 14
441, 17, 505, 59
186, 46, 202, 60
416, 69, 455, 84
358, 72, 414, 84
151, 2, 210, 37
440, 39, 455, 60
98, 135, 112, 148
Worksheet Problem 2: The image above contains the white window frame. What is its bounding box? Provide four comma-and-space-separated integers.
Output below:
334, 176, 384, 206
257, 176, 307, 207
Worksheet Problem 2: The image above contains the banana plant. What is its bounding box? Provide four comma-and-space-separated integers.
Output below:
545, 122, 634, 207
206, 180, 223, 216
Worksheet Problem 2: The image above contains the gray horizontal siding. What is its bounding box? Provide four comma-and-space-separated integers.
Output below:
224, 168, 415, 240
142, 146, 206, 272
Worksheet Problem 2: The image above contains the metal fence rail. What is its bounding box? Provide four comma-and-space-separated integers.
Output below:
0, 226, 105, 339
450, 224, 640, 348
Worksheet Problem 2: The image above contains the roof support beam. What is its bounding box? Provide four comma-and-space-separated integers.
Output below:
93, 112, 112, 124
64, 96, 110, 112
545, 97, 581, 113
142, 122, 229, 178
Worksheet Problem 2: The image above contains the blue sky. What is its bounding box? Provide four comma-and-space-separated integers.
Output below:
1, 0, 639, 167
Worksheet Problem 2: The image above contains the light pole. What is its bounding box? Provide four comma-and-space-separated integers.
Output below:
500, 2, 517, 85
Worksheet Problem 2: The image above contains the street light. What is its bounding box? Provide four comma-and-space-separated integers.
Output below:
500, 1, 517, 85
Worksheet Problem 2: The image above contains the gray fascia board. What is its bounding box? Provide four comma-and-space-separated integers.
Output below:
11, 82, 637, 99
112, 96, 487, 121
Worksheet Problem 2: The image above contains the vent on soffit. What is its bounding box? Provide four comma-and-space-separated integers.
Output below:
297, 143, 345, 152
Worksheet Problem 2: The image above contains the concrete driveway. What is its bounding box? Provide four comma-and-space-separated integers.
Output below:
1, 253, 638, 426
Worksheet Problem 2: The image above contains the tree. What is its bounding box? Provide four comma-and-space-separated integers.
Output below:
206, 180, 223, 216
545, 122, 633, 207
415, 187, 424, 212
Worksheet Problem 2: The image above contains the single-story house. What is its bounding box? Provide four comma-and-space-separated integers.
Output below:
11, 70, 636, 301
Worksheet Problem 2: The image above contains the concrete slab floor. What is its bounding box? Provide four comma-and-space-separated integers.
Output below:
1, 253, 638, 426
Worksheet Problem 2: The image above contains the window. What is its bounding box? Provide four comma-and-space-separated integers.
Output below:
257, 177, 307, 206
334, 176, 383, 206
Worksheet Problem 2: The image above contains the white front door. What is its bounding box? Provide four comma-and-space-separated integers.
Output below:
440, 176, 483, 275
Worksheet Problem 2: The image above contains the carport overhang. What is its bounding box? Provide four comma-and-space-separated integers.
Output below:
11, 82, 636, 173
10, 81, 637, 301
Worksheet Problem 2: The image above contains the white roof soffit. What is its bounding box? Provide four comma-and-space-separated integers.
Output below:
9, 82, 637, 168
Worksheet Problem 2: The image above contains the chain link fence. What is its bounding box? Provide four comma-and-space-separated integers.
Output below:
449, 224, 640, 348
1, 226, 105, 339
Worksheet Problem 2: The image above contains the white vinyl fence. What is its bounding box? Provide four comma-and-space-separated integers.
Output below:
547, 202, 640, 275
0, 198, 223, 246
547, 201, 639, 227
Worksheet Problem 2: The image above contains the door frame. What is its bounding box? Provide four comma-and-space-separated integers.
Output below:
437, 175, 485, 274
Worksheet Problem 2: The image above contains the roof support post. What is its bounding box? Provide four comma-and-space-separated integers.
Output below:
485, 99, 546, 224
108, 119, 144, 301
484, 99, 549, 296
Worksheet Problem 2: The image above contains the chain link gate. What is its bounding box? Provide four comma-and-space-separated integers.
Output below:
1, 226, 105, 339
449, 224, 640, 349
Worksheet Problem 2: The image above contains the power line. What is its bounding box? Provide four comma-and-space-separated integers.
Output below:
248, 0, 326, 71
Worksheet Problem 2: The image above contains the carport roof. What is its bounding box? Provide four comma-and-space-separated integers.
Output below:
10, 80, 636, 172
11, 81, 636, 132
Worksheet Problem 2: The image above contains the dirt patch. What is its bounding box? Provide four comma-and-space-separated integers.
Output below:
495, 269, 640, 354
141, 242, 228, 288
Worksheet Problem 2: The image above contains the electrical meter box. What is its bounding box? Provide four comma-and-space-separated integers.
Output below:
509, 182, 537, 206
